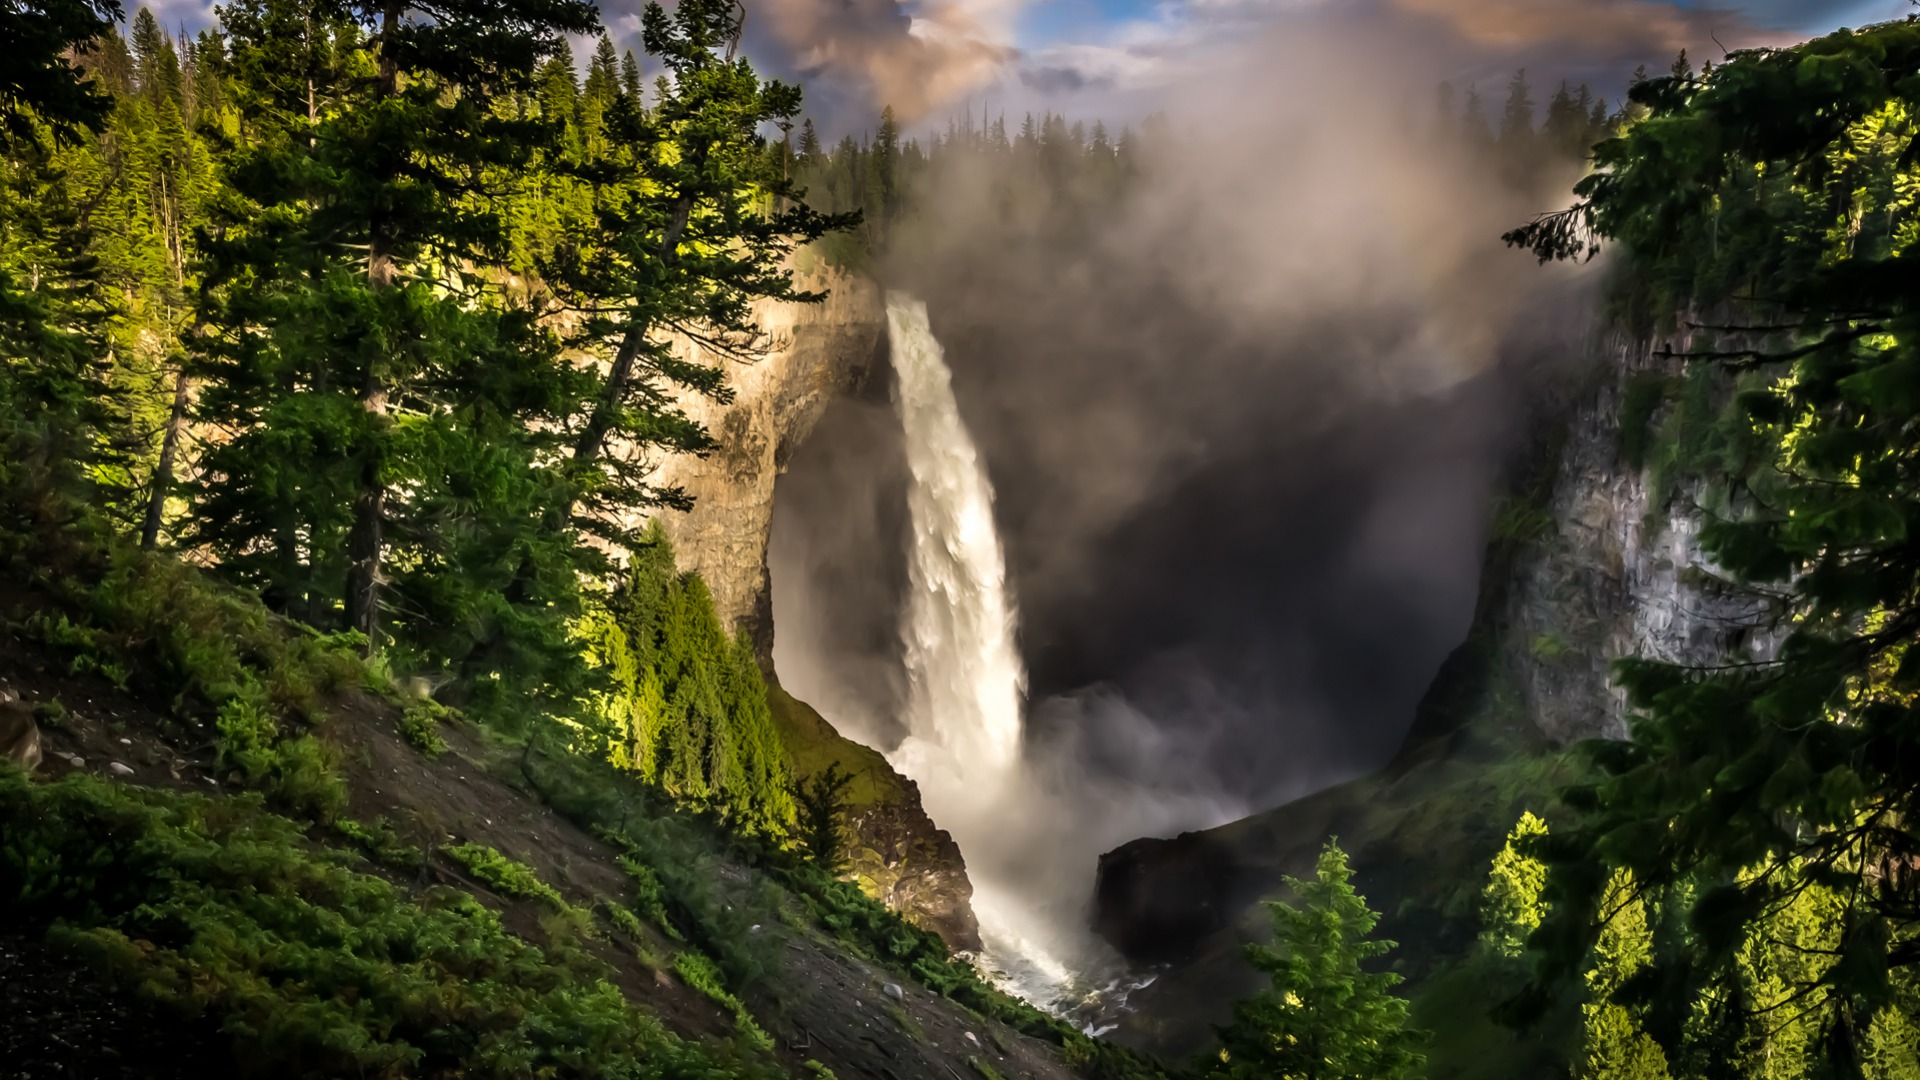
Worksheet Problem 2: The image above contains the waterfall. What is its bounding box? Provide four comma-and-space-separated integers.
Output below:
883, 292, 1152, 1026
886, 292, 1026, 793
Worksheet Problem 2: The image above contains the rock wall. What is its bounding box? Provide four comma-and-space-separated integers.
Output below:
1501, 328, 1784, 743
647, 265, 887, 659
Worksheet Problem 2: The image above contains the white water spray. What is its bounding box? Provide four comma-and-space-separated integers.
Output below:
884, 292, 1157, 1024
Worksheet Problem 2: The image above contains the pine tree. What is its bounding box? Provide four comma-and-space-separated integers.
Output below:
1207, 841, 1424, 1080
1579, 872, 1670, 1080
1482, 811, 1550, 959
2, 0, 120, 140
797, 116, 820, 159
1506, 25, 1920, 1074
189, 0, 601, 710
1498, 69, 1535, 146
796, 762, 853, 873
619, 48, 642, 103
550, 0, 855, 532
0, 0, 124, 526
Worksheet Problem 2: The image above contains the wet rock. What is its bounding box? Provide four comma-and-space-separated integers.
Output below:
882, 982, 904, 1003
107, 762, 134, 777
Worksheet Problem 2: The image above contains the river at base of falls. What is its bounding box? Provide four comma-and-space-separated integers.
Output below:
881, 290, 1156, 1036
969, 884, 1160, 1037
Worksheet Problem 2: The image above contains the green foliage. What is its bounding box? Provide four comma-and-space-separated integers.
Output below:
1507, 22, 1920, 1076
398, 699, 449, 757
577, 526, 796, 834
0, 767, 777, 1079
796, 761, 854, 874
1578, 871, 1670, 1080
672, 948, 773, 1050
444, 842, 568, 909
330, 816, 426, 872
1207, 841, 1423, 1080
1481, 812, 1551, 960
518, 726, 1171, 1080
614, 851, 677, 938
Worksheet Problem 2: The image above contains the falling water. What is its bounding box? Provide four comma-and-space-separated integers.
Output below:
887, 292, 1025, 788
884, 292, 1151, 1026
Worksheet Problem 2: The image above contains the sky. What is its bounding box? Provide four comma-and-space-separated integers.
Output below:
138, 0, 1918, 131
713, 0, 1918, 130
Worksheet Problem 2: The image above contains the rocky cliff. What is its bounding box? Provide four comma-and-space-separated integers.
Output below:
638, 263, 980, 951
648, 263, 888, 660
1094, 325, 1778, 1058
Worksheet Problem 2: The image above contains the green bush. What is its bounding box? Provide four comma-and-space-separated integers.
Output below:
398, 699, 450, 756
672, 948, 773, 1050
444, 842, 568, 909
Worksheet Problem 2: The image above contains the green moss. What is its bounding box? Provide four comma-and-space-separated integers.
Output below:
766, 684, 903, 812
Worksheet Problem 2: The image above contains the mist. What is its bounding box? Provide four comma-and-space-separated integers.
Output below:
770, 4, 1601, 1009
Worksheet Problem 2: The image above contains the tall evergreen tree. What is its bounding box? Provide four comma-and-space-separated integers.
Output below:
2, 0, 121, 139
1207, 841, 1424, 1080
1507, 22, 1920, 1075
188, 0, 600, 707
549, 0, 854, 530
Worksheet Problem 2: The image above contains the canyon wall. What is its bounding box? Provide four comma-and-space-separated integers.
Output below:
1094, 325, 1782, 1056
646, 263, 887, 660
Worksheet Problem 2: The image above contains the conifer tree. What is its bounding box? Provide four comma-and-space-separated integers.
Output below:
188, 0, 601, 704
1579, 872, 1670, 1080
1507, 24, 1920, 1074
619, 48, 642, 103
0, 0, 123, 526
548, 0, 855, 535
2, 0, 121, 139
1482, 811, 1550, 960
1207, 841, 1423, 1080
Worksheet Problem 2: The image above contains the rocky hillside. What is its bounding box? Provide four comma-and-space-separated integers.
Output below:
1093, 323, 1778, 1064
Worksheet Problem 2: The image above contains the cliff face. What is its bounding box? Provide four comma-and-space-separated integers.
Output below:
647, 264, 887, 660
1095, 327, 1777, 1058
632, 266, 980, 951
1503, 330, 1783, 744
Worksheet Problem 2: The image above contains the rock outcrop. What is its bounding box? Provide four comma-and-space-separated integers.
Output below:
769, 685, 981, 950
648, 264, 887, 661
1093, 325, 1781, 1057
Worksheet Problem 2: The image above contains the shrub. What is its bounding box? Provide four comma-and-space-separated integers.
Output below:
443, 842, 568, 909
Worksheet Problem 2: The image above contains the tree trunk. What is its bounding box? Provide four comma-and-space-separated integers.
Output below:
138, 367, 191, 550
343, 0, 401, 646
